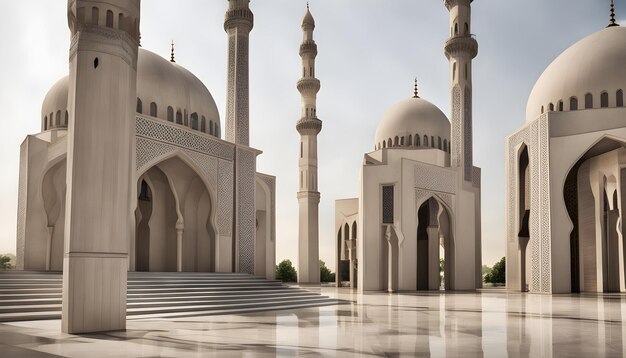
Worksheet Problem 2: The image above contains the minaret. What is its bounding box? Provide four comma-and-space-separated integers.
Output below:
444, 0, 478, 182
225, 0, 253, 145
224, 0, 256, 274
63, 0, 140, 333
297, 4, 322, 283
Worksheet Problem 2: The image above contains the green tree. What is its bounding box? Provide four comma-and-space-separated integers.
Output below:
320, 260, 335, 282
275, 259, 297, 282
0, 254, 15, 270
484, 257, 505, 284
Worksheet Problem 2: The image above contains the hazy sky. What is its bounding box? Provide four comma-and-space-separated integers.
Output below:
0, 0, 619, 271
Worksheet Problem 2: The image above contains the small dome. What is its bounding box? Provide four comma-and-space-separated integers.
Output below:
375, 97, 450, 150
41, 48, 221, 136
526, 26, 626, 123
41, 76, 69, 129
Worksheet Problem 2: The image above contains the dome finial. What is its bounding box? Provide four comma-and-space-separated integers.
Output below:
413, 78, 420, 98
307, 2, 309, 10
608, 0, 620, 27
170, 41, 175, 63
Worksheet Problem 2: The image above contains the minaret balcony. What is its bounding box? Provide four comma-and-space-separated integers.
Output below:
224, 9, 254, 31
299, 41, 318, 57
444, 34, 478, 59
297, 78, 321, 94
296, 117, 322, 135
444, 0, 473, 10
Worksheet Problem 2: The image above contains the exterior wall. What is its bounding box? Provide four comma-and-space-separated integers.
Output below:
255, 173, 277, 279
505, 126, 529, 292
17, 132, 67, 271
506, 115, 553, 293
17, 115, 272, 277
507, 109, 626, 294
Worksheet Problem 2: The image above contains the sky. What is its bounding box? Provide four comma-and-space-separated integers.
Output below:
0, 0, 620, 271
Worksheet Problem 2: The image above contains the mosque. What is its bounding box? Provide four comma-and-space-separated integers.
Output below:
335, 0, 483, 292
14, 0, 278, 333
506, 2, 626, 294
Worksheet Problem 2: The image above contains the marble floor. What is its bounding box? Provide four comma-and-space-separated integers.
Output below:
1, 287, 625, 357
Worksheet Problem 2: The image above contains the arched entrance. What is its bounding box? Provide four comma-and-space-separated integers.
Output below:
563, 137, 626, 293
41, 159, 66, 271
416, 197, 454, 291
517, 145, 531, 292
135, 156, 216, 272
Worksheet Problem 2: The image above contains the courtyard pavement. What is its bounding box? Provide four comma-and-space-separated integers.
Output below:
1, 286, 625, 357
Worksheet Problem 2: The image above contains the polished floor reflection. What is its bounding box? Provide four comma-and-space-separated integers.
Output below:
1, 287, 625, 357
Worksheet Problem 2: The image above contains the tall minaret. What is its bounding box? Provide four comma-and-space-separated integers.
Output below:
224, 0, 256, 274
63, 0, 140, 333
444, 0, 478, 182
297, 4, 322, 283
224, 0, 253, 145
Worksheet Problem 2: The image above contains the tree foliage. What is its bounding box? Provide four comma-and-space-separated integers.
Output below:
320, 260, 335, 282
275, 259, 297, 282
0, 254, 15, 270
484, 257, 505, 284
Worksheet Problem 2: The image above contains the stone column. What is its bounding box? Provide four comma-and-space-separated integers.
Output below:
62, 0, 140, 334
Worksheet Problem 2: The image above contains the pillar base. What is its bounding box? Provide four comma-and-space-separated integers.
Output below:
62, 253, 127, 334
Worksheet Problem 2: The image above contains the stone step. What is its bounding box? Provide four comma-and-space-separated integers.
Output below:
0, 271, 346, 322
0, 294, 334, 314
0, 290, 322, 306
0, 299, 345, 323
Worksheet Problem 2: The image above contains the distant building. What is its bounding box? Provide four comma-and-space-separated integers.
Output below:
335, 0, 482, 292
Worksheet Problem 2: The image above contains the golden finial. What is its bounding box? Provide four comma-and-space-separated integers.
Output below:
413, 78, 420, 98
170, 41, 175, 63
608, 0, 620, 27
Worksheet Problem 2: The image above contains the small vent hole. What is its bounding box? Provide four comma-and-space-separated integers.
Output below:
94, 58, 99, 68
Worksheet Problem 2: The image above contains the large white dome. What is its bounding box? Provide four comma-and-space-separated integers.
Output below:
41, 48, 221, 137
526, 26, 626, 123
375, 97, 450, 151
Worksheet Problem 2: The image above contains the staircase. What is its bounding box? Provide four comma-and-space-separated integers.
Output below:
0, 271, 345, 322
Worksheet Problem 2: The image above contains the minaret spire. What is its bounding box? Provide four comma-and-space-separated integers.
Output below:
608, 0, 620, 27
297, 4, 322, 284
170, 41, 175, 62
445, 0, 478, 182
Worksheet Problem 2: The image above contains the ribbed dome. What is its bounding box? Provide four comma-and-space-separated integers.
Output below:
375, 97, 450, 150
41, 48, 220, 136
526, 26, 626, 123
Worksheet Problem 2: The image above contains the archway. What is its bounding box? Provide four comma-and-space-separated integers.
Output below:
41, 159, 66, 271
351, 221, 358, 289
563, 137, 626, 292
135, 156, 216, 272
517, 145, 531, 292
416, 197, 454, 290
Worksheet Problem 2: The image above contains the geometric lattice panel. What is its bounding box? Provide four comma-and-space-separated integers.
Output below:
414, 163, 457, 194
218, 159, 234, 236
237, 148, 256, 274
136, 116, 233, 161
